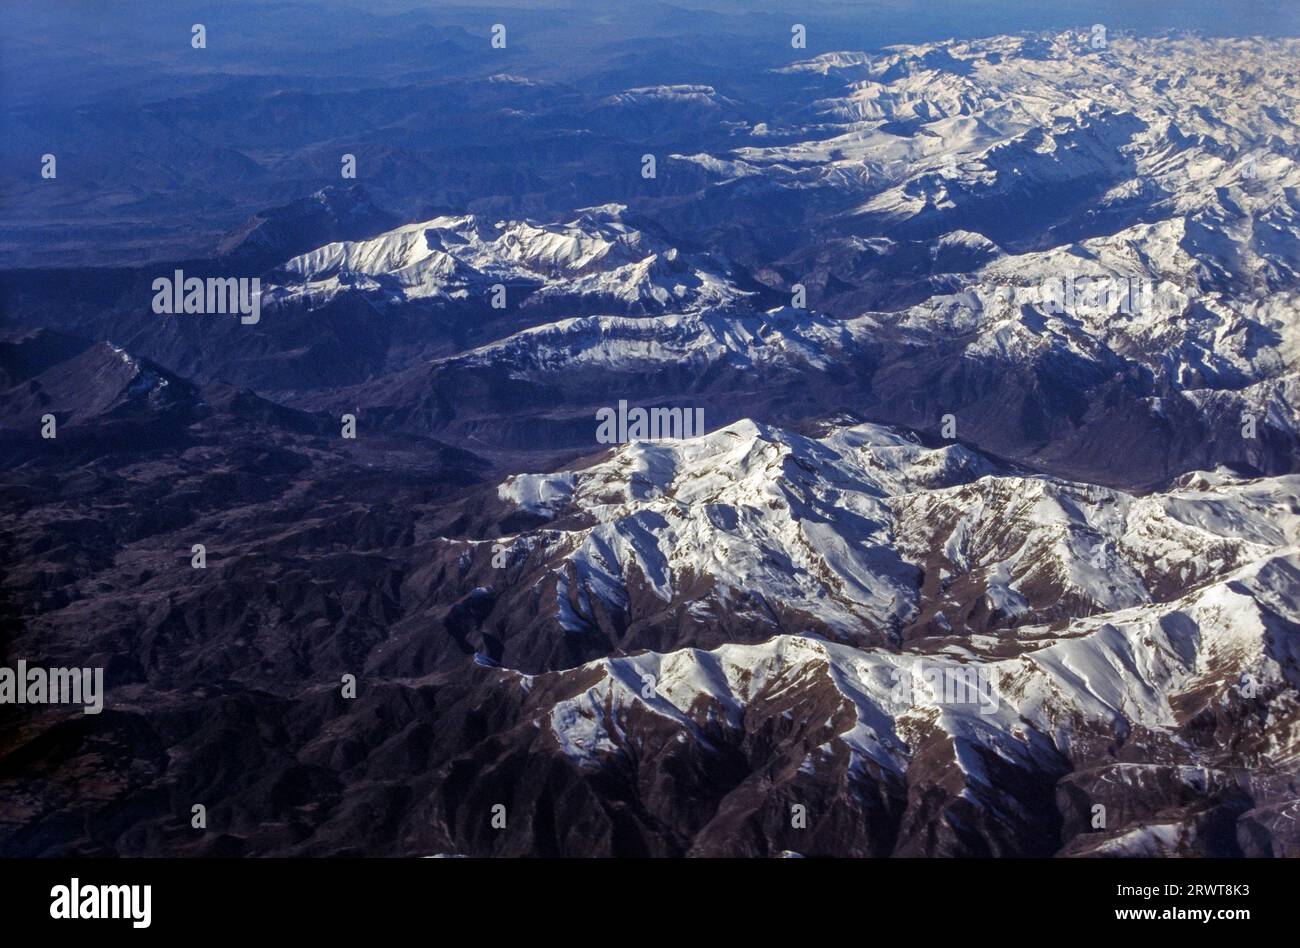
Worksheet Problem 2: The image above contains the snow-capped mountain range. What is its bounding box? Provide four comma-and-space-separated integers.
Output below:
4, 29, 1298, 858
460, 416, 1298, 855
267, 204, 749, 314
495, 418, 1299, 643
235, 34, 1300, 490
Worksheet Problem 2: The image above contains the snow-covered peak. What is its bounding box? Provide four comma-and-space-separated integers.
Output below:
267, 206, 749, 312
599, 85, 737, 108
498, 416, 1299, 640
543, 548, 1300, 817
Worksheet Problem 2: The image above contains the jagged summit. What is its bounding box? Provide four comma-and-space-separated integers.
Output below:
267, 204, 748, 313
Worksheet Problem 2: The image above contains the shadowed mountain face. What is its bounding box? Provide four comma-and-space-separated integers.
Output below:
2, 8, 1300, 858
